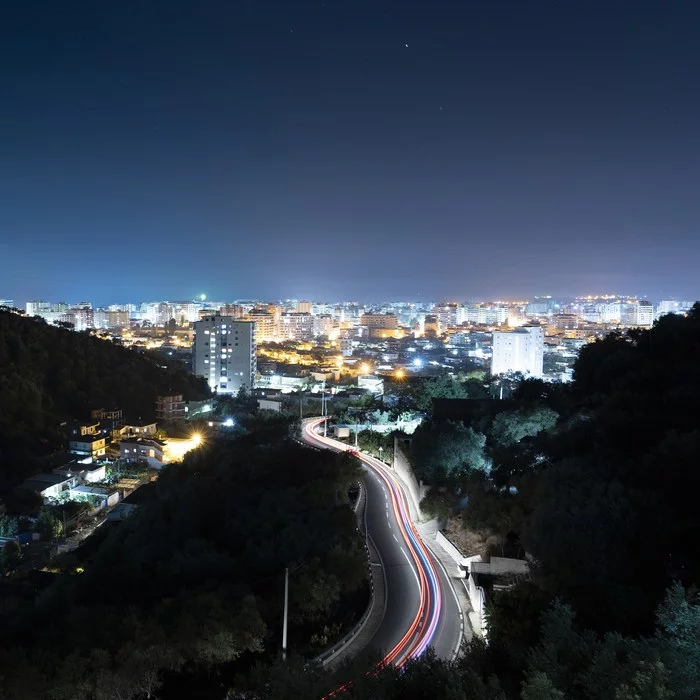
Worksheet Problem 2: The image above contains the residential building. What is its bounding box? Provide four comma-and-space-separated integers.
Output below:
155, 394, 186, 422
193, 314, 257, 394
69, 484, 120, 510
246, 308, 279, 342
120, 437, 166, 469
54, 462, 107, 484
18, 473, 78, 503
279, 312, 314, 340
296, 300, 313, 314
312, 314, 334, 337
91, 408, 123, 433
491, 326, 544, 378
434, 303, 459, 328
114, 421, 158, 439
424, 314, 440, 337
219, 304, 245, 319
68, 422, 108, 458
462, 304, 508, 325
635, 300, 654, 327
258, 397, 284, 412
360, 313, 398, 330
340, 336, 354, 357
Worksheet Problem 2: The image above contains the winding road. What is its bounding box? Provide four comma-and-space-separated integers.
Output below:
302, 417, 462, 667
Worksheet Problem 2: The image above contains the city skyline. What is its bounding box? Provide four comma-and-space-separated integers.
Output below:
2, 1, 700, 302
4, 290, 699, 310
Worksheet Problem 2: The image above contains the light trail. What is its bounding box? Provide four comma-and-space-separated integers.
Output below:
302, 417, 442, 667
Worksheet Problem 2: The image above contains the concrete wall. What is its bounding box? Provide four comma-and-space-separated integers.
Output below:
463, 555, 488, 640
392, 437, 428, 522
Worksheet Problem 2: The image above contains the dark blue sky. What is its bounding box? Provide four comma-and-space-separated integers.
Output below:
1, 0, 699, 304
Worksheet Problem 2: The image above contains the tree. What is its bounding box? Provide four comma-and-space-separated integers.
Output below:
653, 582, 700, 699
0, 515, 19, 538
1, 539, 22, 571
490, 407, 558, 447
35, 508, 63, 540
411, 420, 487, 484
520, 672, 565, 700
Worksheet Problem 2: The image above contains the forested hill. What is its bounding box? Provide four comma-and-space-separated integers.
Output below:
0, 309, 209, 478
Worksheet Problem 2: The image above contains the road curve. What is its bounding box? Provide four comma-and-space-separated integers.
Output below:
302, 417, 461, 667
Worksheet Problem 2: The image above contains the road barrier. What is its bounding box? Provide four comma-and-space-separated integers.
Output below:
313, 479, 387, 668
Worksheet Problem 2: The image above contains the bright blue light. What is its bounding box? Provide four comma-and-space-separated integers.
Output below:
223, 418, 234, 427
413, 358, 423, 368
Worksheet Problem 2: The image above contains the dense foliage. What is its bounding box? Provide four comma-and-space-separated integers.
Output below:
0, 420, 367, 699
0, 309, 210, 483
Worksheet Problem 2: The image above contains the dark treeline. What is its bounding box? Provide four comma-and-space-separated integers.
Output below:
0, 417, 367, 699
0, 309, 209, 483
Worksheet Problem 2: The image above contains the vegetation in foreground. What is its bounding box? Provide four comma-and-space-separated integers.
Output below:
0, 417, 368, 699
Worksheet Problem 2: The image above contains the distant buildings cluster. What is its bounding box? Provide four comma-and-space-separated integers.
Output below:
4, 293, 696, 391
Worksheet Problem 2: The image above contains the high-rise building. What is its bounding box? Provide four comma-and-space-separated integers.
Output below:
635, 301, 654, 327
26, 300, 51, 317
0, 299, 14, 308
360, 313, 398, 330
491, 326, 544, 378
296, 300, 313, 314
462, 304, 508, 325
155, 394, 186, 422
279, 312, 314, 340
193, 315, 256, 394
245, 308, 279, 342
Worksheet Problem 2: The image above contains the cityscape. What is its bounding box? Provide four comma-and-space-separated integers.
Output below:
2, 293, 695, 395
1, 0, 700, 698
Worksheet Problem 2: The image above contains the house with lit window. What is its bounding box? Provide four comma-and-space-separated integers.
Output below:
119, 437, 166, 469
68, 421, 108, 458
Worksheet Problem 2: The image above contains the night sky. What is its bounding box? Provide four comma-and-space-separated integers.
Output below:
2, 1, 699, 305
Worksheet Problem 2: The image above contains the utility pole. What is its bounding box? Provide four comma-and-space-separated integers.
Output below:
299, 392, 303, 420
355, 420, 359, 448
282, 567, 289, 661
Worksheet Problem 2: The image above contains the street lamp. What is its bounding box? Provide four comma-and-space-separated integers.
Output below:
378, 446, 384, 462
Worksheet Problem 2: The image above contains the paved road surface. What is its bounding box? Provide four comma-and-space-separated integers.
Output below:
302, 418, 462, 666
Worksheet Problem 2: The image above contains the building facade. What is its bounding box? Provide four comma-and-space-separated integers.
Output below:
193, 315, 257, 394
155, 394, 186, 422
491, 326, 544, 378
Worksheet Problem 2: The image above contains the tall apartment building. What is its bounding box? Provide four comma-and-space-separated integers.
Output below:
621, 301, 654, 327
193, 315, 256, 394
491, 326, 544, 378
279, 312, 314, 340
460, 304, 508, 325
434, 303, 459, 328
246, 308, 279, 342
360, 313, 398, 330
155, 394, 186, 421
635, 301, 654, 327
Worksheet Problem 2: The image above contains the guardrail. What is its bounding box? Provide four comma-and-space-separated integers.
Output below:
313, 479, 384, 668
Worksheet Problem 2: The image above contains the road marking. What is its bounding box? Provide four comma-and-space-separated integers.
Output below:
399, 545, 421, 588
393, 533, 398, 542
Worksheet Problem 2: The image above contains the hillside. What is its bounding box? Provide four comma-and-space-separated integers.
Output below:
0, 309, 210, 482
